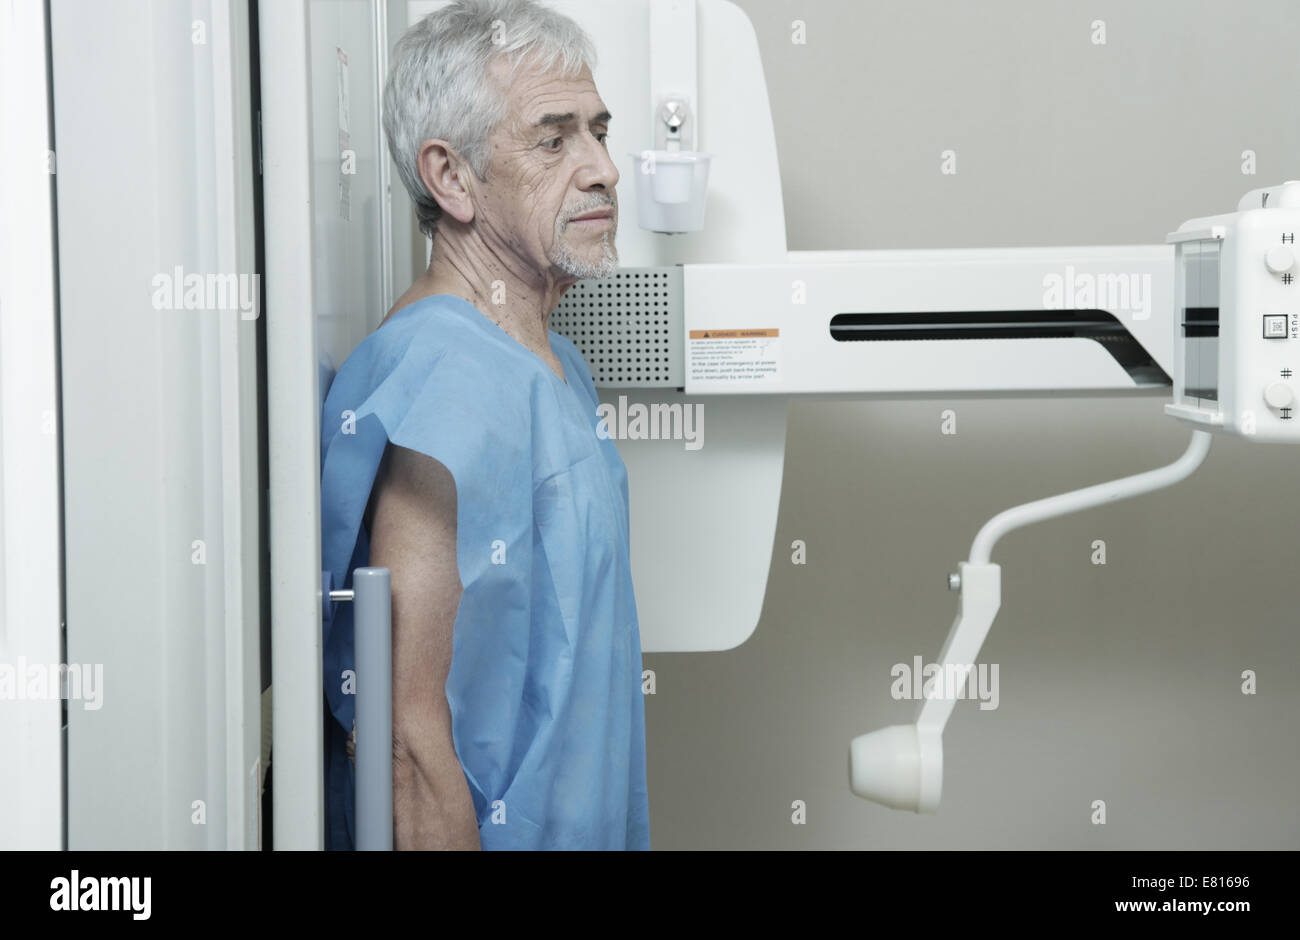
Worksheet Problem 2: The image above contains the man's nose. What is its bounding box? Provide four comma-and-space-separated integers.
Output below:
577, 132, 620, 193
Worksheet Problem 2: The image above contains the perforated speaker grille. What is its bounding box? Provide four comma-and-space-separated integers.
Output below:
549, 266, 684, 388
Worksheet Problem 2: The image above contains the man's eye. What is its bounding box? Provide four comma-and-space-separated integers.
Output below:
543, 133, 608, 151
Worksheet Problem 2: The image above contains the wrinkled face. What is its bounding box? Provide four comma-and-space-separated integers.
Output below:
477, 58, 619, 281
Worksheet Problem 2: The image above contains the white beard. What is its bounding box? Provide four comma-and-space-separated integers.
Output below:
551, 220, 619, 279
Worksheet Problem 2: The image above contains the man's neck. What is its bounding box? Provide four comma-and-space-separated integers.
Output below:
418, 232, 573, 379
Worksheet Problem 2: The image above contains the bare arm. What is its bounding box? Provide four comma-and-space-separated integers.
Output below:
366, 442, 481, 850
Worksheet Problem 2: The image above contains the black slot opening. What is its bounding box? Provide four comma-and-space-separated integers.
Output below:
828, 309, 1167, 381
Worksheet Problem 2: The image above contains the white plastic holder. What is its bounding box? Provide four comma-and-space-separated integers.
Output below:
849, 562, 1000, 812
628, 149, 713, 233
849, 430, 1213, 812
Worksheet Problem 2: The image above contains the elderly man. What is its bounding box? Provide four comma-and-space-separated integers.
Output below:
318, 0, 649, 850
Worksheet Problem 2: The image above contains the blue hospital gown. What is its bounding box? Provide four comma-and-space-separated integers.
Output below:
319, 293, 650, 850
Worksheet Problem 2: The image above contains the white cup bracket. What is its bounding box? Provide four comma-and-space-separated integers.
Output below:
628, 150, 713, 233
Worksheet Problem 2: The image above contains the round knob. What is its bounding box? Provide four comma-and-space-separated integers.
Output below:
1264, 382, 1295, 409
659, 100, 687, 131
1266, 246, 1295, 274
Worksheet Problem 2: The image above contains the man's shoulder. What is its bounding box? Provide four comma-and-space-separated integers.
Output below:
377, 297, 523, 393
323, 298, 525, 455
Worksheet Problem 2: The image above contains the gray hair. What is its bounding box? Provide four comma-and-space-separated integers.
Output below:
383, 0, 598, 241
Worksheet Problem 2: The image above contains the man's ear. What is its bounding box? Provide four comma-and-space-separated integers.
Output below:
417, 139, 475, 225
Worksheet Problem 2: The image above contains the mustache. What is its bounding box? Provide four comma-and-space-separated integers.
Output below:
564, 201, 615, 222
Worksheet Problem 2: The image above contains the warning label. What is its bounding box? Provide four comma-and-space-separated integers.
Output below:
687, 328, 781, 383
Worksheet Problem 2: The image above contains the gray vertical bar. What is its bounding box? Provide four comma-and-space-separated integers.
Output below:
1203, 240, 1220, 403
1182, 242, 1198, 404
353, 567, 392, 850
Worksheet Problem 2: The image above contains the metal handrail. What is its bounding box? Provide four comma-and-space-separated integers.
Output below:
329, 567, 392, 850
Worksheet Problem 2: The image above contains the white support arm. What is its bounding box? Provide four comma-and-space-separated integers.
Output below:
850, 430, 1213, 812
